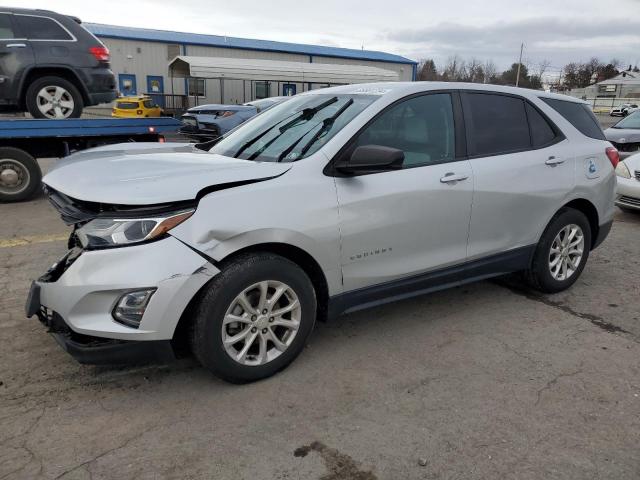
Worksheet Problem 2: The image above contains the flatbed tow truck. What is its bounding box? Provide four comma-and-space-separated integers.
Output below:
0, 117, 181, 202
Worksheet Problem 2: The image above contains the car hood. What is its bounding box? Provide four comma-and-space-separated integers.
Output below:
604, 127, 640, 143
622, 151, 640, 170
43, 143, 291, 205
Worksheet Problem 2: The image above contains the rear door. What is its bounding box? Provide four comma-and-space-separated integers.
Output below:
334, 92, 474, 291
0, 12, 34, 105
462, 92, 573, 259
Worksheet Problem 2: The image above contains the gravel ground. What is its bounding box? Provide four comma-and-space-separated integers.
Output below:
1, 129, 639, 479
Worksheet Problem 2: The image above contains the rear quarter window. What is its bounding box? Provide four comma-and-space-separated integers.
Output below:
15, 15, 73, 41
541, 97, 605, 140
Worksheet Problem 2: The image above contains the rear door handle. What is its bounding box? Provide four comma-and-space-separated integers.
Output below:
6, 43, 26, 48
545, 156, 565, 166
440, 172, 469, 184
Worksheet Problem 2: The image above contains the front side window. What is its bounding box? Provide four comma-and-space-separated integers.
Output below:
143, 100, 155, 108
349, 93, 455, 168
187, 78, 206, 97
0, 14, 15, 39
15, 15, 73, 41
463, 93, 530, 156
210, 94, 378, 162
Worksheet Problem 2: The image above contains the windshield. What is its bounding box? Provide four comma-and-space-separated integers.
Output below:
613, 112, 640, 129
210, 94, 378, 162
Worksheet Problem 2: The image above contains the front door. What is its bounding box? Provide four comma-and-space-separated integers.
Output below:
334, 92, 474, 291
118, 74, 137, 96
146, 75, 164, 107
0, 13, 34, 106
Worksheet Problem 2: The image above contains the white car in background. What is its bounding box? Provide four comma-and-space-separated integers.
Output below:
610, 103, 638, 116
615, 152, 640, 212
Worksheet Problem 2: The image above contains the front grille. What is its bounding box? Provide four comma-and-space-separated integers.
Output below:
635, 170, 640, 181
619, 195, 640, 207
46, 187, 100, 225
611, 141, 640, 153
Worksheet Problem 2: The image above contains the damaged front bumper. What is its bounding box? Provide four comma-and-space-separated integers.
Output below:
26, 235, 219, 364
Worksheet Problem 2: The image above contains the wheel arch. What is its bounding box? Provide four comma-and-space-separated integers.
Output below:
171, 241, 331, 354
19, 66, 89, 107
552, 198, 600, 250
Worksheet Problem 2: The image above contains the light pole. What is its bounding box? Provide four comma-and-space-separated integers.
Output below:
516, 43, 524, 87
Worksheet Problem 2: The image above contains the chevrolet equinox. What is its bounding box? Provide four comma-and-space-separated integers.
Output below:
26, 82, 617, 383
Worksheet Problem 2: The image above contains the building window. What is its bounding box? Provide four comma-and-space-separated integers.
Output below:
187, 78, 206, 97
255, 81, 270, 99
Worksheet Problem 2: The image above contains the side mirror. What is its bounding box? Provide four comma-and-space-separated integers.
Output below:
335, 145, 404, 174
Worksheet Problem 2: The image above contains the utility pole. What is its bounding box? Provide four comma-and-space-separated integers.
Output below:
515, 43, 524, 87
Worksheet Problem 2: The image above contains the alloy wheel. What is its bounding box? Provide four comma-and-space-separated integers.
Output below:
36, 86, 75, 119
222, 280, 301, 366
548, 224, 585, 281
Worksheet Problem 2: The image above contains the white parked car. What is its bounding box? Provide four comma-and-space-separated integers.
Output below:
27, 82, 617, 383
610, 103, 638, 116
615, 151, 640, 211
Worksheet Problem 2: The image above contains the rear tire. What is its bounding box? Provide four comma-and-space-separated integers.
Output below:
190, 252, 316, 383
524, 208, 591, 293
0, 147, 41, 202
25, 76, 84, 119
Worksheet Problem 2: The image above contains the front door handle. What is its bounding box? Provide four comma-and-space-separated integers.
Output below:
6, 43, 26, 48
440, 172, 469, 184
545, 156, 565, 166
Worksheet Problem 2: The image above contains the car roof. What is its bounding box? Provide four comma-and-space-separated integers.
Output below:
303, 82, 588, 105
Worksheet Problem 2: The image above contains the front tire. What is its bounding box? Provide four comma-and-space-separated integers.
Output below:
25, 76, 83, 119
524, 208, 591, 293
190, 253, 316, 383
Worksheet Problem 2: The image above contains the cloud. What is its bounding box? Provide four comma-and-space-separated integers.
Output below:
387, 17, 640, 69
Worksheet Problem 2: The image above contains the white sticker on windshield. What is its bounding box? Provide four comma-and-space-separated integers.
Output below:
351, 87, 392, 95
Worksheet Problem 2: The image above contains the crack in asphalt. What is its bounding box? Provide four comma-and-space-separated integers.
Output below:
52, 424, 164, 479
496, 280, 634, 339
535, 367, 584, 406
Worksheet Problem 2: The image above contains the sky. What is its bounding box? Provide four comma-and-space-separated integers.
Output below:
10, 0, 640, 78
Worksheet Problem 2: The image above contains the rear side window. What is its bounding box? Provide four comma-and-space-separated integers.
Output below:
15, 15, 73, 41
541, 98, 605, 140
463, 93, 530, 156
526, 103, 557, 147
0, 14, 15, 39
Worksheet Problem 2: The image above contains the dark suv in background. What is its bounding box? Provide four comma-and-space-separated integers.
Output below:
0, 8, 116, 118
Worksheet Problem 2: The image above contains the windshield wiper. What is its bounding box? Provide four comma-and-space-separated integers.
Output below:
290, 98, 354, 160
233, 96, 338, 159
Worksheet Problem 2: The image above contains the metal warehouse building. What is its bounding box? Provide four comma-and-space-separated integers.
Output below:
86, 24, 417, 109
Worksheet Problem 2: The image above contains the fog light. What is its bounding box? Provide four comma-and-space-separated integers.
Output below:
112, 289, 156, 328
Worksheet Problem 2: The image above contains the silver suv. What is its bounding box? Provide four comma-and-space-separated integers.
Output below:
27, 82, 617, 383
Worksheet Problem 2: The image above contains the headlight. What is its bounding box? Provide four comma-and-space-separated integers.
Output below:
76, 210, 194, 249
615, 161, 631, 179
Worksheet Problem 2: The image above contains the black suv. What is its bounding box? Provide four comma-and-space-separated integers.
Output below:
0, 8, 116, 118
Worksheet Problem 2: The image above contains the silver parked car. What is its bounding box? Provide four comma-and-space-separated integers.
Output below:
604, 111, 640, 157
614, 151, 640, 211
27, 82, 617, 383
